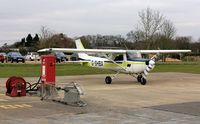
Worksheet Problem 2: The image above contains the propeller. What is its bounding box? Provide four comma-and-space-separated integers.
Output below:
142, 53, 159, 79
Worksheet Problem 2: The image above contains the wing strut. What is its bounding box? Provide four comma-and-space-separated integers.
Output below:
102, 54, 127, 71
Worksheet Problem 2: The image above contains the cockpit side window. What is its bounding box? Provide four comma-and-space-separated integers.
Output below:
114, 54, 124, 61
126, 52, 142, 61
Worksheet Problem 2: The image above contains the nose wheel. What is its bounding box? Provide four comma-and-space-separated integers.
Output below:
137, 75, 147, 85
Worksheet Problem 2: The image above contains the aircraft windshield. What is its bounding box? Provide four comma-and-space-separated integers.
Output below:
126, 52, 142, 60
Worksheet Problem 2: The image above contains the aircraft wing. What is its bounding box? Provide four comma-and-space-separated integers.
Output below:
38, 48, 191, 54
138, 50, 191, 54
38, 48, 126, 54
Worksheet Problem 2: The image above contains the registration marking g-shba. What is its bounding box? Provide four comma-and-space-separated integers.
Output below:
91, 60, 104, 67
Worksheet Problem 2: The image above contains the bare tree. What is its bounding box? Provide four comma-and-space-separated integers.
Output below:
174, 36, 191, 49
50, 33, 74, 48
126, 30, 144, 43
152, 20, 176, 50
138, 7, 164, 49
127, 8, 177, 50
39, 26, 54, 40
39, 26, 54, 48
161, 19, 176, 39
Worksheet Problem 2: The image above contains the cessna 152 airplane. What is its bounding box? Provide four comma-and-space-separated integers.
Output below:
38, 39, 191, 85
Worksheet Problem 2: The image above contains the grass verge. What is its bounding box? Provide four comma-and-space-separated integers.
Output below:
152, 62, 200, 74
0, 62, 199, 78
0, 63, 113, 78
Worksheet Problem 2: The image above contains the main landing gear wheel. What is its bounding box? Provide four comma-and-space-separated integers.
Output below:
137, 75, 147, 85
137, 75, 142, 83
140, 77, 146, 85
105, 76, 112, 84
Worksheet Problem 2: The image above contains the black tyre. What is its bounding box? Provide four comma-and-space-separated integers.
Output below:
16, 60, 19, 63
140, 77, 147, 85
137, 75, 142, 82
11, 59, 14, 63
22, 60, 25, 63
105, 76, 112, 84
56, 59, 61, 63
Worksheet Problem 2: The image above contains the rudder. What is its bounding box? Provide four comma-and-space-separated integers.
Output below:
75, 39, 85, 49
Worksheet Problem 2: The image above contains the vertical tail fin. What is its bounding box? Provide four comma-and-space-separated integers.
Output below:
75, 39, 85, 49
74, 39, 90, 60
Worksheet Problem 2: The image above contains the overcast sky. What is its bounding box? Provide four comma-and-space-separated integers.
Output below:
0, 0, 200, 46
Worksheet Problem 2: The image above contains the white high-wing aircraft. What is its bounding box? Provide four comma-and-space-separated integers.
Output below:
38, 39, 191, 85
